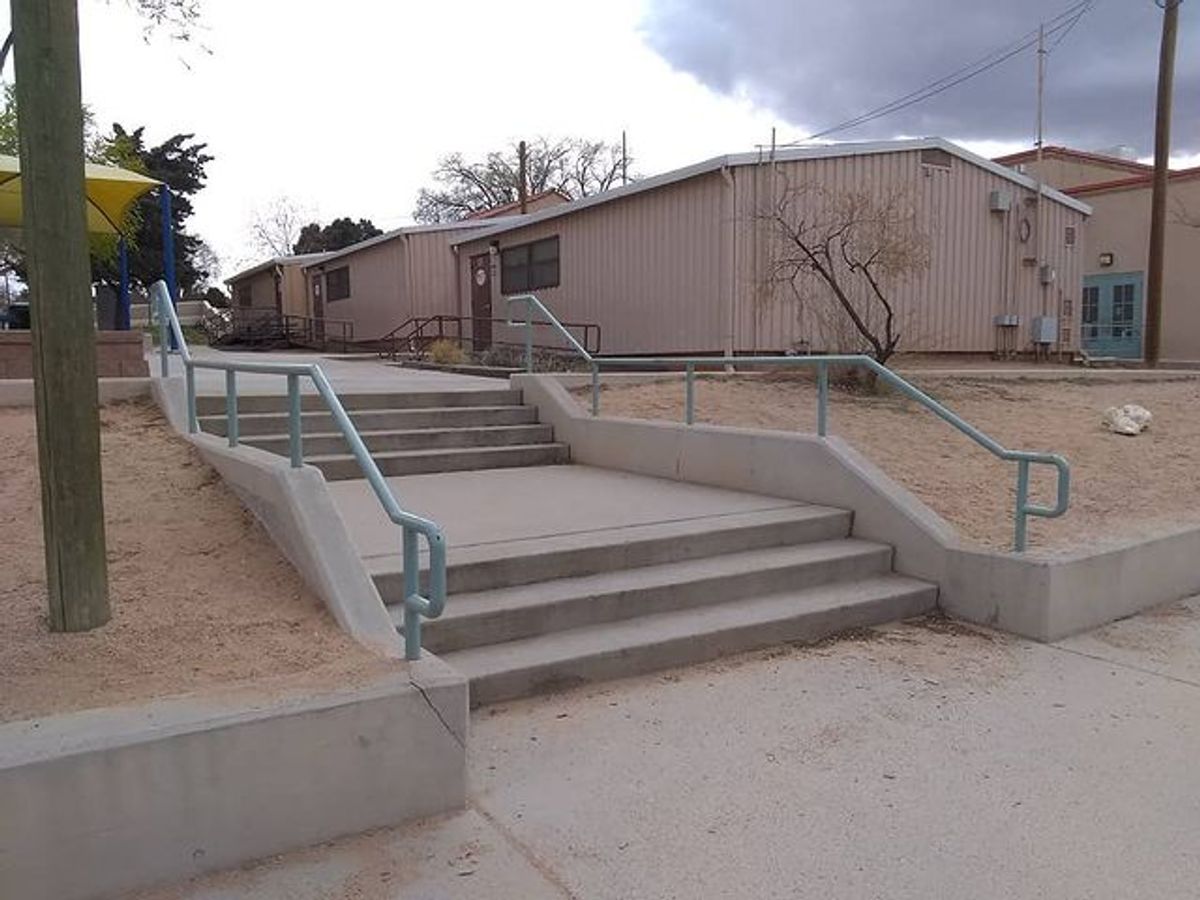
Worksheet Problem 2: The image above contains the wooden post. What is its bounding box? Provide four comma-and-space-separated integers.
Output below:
1144, 0, 1181, 368
517, 140, 528, 213
13, 0, 110, 631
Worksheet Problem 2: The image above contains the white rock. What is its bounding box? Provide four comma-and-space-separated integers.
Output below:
1102, 404, 1151, 436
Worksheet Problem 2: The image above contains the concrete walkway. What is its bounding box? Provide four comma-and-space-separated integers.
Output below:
131, 595, 1200, 899
155, 347, 499, 396
326, 464, 811, 572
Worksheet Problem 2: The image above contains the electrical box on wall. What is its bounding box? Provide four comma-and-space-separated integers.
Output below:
1031, 316, 1058, 344
1039, 264, 1056, 285
988, 190, 1012, 212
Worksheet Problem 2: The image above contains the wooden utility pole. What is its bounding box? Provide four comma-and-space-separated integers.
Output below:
517, 139, 528, 213
1145, 0, 1182, 367
13, 0, 110, 631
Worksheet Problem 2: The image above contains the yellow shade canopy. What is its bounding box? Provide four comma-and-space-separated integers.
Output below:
0, 153, 161, 235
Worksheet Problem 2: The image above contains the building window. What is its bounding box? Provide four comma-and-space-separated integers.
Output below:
235, 282, 252, 307
501, 236, 560, 293
1082, 286, 1099, 340
326, 266, 350, 302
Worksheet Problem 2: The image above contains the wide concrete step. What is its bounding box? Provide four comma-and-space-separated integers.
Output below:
371, 505, 853, 600
309, 443, 570, 480
244, 424, 555, 456
193, 388, 522, 416
405, 539, 893, 654
443, 575, 938, 707
198, 405, 538, 437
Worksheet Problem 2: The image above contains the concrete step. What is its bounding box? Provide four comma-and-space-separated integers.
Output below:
371, 505, 853, 601
309, 443, 570, 480
198, 404, 538, 437
244, 424, 555, 457
405, 539, 893, 654
193, 388, 522, 416
444, 575, 938, 707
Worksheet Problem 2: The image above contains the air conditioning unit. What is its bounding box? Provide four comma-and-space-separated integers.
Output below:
1039, 264, 1056, 285
988, 190, 1012, 213
993, 313, 1021, 327
1032, 316, 1058, 344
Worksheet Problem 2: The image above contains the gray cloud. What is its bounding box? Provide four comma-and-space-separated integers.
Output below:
641, 0, 1199, 154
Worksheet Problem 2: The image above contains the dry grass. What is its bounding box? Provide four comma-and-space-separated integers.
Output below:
582, 373, 1200, 553
0, 400, 390, 724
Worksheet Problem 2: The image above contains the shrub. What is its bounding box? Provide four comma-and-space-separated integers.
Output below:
428, 338, 466, 366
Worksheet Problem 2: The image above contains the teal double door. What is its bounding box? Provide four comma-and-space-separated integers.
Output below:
1082, 272, 1144, 359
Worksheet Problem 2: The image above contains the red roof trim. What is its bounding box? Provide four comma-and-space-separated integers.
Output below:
1065, 166, 1200, 197
993, 145, 1153, 173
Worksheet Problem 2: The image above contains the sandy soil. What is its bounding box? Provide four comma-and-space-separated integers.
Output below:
582, 373, 1200, 553
0, 400, 390, 724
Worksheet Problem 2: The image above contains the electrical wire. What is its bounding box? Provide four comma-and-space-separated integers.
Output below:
781, 0, 1096, 145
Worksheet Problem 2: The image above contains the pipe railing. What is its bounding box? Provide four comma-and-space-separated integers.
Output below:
151, 281, 446, 659
506, 293, 1070, 552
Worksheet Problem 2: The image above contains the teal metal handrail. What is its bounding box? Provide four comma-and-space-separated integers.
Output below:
150, 281, 446, 659
507, 293, 1070, 552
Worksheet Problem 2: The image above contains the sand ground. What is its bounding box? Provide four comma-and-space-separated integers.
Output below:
0, 400, 388, 724
580, 373, 1200, 552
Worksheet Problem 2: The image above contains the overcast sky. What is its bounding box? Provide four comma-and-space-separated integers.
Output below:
1, 0, 1192, 280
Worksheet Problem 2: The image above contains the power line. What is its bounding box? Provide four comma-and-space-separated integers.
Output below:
781, 0, 1095, 145
1049, 1, 1095, 52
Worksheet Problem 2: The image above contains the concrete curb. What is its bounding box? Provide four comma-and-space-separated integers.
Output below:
0, 671, 467, 900
516, 373, 1200, 642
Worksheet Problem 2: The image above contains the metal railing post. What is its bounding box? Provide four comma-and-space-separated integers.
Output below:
590, 361, 600, 416
1014, 459, 1031, 552
287, 373, 302, 468
524, 307, 534, 373
685, 363, 695, 425
225, 370, 238, 448
402, 527, 422, 660
817, 361, 829, 437
158, 296, 170, 377
185, 366, 198, 433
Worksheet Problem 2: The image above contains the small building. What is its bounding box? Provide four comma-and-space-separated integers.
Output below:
298, 221, 519, 342
997, 146, 1200, 364
450, 138, 1090, 358
225, 252, 332, 318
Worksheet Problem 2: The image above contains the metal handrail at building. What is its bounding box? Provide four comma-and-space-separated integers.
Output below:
150, 281, 445, 659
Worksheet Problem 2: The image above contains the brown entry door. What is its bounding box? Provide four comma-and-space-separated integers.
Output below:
311, 274, 325, 343
470, 254, 492, 351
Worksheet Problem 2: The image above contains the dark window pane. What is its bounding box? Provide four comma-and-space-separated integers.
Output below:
326, 266, 351, 302
501, 237, 559, 293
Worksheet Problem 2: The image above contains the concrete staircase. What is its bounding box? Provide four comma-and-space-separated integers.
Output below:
372, 503, 937, 706
194, 388, 569, 479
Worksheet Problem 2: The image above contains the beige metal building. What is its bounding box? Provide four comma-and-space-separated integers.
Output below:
453, 138, 1091, 357
225, 252, 332, 318
997, 146, 1200, 364
298, 220, 523, 342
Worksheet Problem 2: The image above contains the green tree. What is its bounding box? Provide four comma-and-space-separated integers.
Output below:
413, 136, 632, 223
88, 124, 213, 294
292, 217, 383, 254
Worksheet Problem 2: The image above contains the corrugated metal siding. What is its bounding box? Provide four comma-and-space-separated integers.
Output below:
733, 149, 1086, 354
457, 173, 729, 354
405, 228, 476, 321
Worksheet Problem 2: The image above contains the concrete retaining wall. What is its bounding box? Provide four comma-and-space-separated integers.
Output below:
520, 373, 1200, 642
0, 665, 467, 900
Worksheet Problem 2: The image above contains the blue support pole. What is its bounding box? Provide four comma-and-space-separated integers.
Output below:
116, 237, 130, 331
160, 186, 178, 349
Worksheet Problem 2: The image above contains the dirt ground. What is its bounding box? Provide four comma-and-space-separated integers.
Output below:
0, 400, 390, 724
582, 373, 1200, 553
